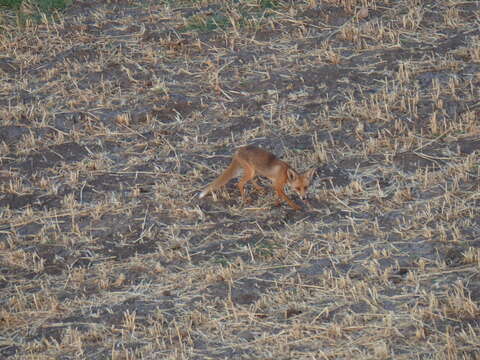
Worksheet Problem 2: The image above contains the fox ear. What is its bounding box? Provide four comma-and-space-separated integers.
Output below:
304, 168, 316, 180
287, 168, 298, 182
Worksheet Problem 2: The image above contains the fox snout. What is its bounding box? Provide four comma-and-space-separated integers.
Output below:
295, 189, 307, 200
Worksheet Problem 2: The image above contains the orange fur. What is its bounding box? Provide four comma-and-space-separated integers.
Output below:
199, 146, 315, 210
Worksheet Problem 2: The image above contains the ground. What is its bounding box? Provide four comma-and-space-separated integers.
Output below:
1, 0, 480, 359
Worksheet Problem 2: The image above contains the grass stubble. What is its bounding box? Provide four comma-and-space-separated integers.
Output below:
0, 0, 480, 359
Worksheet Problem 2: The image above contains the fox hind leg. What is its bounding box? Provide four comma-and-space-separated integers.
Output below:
237, 164, 256, 204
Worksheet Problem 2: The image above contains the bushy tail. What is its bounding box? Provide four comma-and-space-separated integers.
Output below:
199, 159, 240, 198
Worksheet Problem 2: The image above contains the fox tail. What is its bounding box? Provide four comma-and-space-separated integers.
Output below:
199, 158, 240, 198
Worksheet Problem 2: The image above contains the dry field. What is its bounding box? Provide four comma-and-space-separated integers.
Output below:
1, 0, 480, 359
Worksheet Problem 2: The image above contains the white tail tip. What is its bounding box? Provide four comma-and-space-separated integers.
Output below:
198, 190, 208, 199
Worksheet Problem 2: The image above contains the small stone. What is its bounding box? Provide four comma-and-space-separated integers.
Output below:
357, 7, 369, 19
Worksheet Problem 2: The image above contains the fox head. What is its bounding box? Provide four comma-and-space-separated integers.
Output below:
287, 168, 315, 200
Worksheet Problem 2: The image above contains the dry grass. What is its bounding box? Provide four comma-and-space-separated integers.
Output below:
1, 0, 480, 359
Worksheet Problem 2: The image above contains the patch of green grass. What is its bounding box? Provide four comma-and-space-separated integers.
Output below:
0, 0, 71, 12
212, 256, 231, 266
258, 0, 279, 9
182, 1, 279, 34
0, 0, 21, 9
184, 12, 230, 33
1, 0, 72, 27
233, 0, 280, 8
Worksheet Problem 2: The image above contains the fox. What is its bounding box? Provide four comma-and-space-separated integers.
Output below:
198, 145, 315, 210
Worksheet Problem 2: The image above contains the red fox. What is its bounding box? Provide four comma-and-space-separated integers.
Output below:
199, 145, 315, 210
